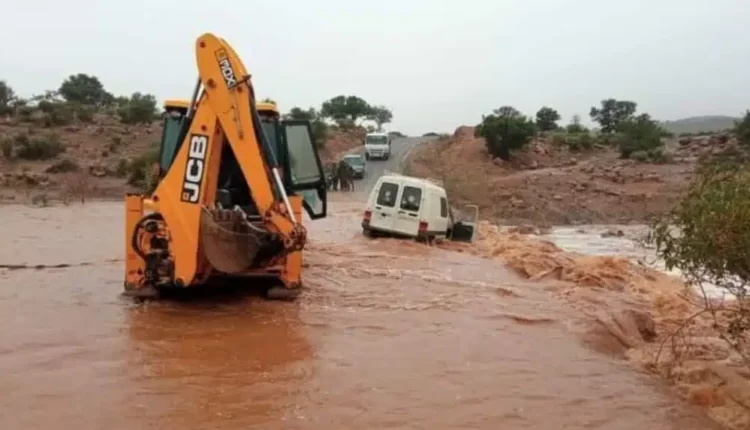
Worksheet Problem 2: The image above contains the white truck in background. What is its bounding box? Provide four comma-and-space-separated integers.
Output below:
364, 132, 391, 160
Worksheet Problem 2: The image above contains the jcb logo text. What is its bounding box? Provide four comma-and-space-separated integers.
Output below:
181, 134, 208, 203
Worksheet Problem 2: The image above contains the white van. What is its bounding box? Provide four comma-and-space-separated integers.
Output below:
364, 132, 391, 160
362, 171, 478, 243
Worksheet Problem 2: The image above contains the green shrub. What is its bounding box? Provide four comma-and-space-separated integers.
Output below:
126, 146, 160, 187
648, 153, 750, 364
14, 134, 65, 160
1, 138, 13, 159
616, 114, 666, 159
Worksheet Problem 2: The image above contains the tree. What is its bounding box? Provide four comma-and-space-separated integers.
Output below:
320, 95, 372, 126
566, 114, 588, 133
260, 97, 276, 104
116, 92, 158, 124
0, 80, 16, 115
58, 73, 114, 107
284, 106, 317, 122
367, 105, 393, 130
589, 98, 637, 133
535, 106, 561, 132
475, 106, 536, 160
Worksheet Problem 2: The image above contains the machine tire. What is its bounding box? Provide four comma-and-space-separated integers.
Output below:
363, 227, 373, 238
266, 286, 300, 301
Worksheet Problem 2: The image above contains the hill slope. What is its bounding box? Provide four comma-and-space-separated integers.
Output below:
660, 115, 738, 135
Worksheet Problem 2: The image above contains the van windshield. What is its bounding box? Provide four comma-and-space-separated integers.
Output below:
366, 135, 388, 145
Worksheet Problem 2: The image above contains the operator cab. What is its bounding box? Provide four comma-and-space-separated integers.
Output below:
156, 99, 327, 220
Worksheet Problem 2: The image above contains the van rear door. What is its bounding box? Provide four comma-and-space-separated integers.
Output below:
392, 184, 423, 237
368, 179, 401, 232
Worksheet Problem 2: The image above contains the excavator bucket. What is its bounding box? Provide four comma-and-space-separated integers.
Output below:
199, 206, 269, 274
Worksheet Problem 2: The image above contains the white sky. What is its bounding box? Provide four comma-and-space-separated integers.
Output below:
1, 0, 748, 135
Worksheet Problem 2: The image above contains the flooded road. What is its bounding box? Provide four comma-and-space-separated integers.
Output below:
0, 195, 721, 429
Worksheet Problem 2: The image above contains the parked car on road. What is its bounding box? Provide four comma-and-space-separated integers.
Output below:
342, 154, 367, 179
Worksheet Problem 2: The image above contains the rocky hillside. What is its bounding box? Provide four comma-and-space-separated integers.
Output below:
0, 115, 363, 205
405, 127, 737, 226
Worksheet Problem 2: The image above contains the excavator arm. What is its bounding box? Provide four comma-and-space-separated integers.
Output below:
144, 33, 320, 288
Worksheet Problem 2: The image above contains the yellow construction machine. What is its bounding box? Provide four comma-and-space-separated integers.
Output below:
124, 33, 328, 300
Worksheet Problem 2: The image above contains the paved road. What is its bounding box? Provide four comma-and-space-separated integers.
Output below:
354, 137, 431, 196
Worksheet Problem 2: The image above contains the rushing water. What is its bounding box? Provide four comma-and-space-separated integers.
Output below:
0, 197, 721, 429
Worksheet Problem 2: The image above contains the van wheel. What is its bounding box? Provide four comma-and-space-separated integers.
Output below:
363, 228, 373, 238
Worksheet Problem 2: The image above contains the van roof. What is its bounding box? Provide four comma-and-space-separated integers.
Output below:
366, 132, 388, 137
378, 172, 446, 192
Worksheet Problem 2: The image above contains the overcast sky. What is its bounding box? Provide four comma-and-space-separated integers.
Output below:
1, 0, 748, 135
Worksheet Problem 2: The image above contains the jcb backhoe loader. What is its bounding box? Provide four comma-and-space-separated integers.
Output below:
124, 33, 328, 300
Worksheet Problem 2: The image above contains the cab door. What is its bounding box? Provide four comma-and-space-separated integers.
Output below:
280, 120, 328, 219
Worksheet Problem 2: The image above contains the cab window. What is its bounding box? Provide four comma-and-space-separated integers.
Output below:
158, 111, 184, 172
284, 123, 323, 187
400, 186, 422, 212
377, 182, 399, 207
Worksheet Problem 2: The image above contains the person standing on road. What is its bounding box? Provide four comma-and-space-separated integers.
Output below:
327, 161, 339, 191
337, 160, 354, 192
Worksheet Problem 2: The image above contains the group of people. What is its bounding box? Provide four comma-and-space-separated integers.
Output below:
326, 160, 356, 192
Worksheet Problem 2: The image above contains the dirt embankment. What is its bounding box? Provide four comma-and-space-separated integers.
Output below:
440, 224, 750, 430
406, 126, 736, 225
0, 116, 364, 205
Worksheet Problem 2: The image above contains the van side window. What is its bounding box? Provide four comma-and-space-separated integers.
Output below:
440, 197, 448, 218
400, 186, 422, 212
377, 182, 399, 207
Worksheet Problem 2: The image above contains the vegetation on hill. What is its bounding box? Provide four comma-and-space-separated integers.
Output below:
474, 98, 674, 163
0, 76, 394, 204
406, 98, 749, 225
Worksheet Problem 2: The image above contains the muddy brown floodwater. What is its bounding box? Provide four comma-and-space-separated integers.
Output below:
0, 194, 721, 429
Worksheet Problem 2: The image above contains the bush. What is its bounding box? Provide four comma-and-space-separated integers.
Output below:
1, 138, 13, 158
648, 152, 750, 366
550, 132, 596, 152
45, 159, 81, 173
126, 145, 160, 187
616, 114, 666, 159
36, 102, 75, 127
117, 92, 158, 125
114, 159, 129, 177
14, 134, 65, 160
735, 110, 750, 147
17, 105, 35, 122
